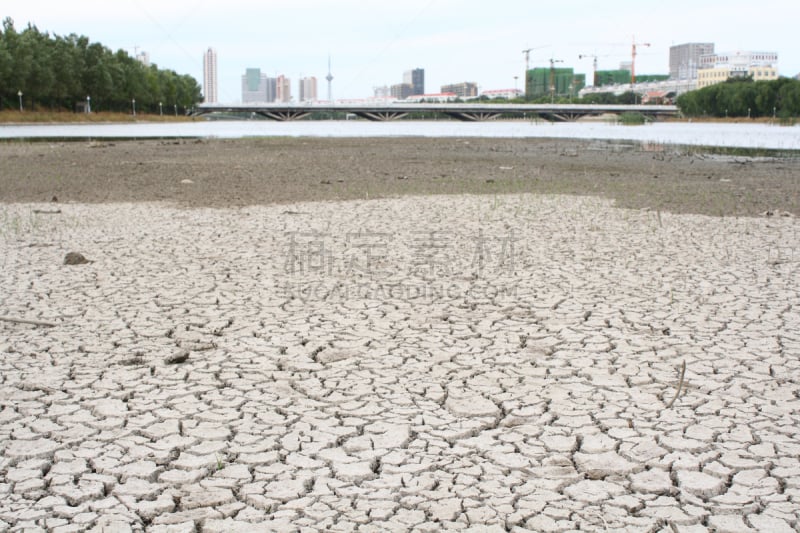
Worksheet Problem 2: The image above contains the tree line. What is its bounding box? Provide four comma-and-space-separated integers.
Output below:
676, 77, 800, 118
0, 18, 202, 113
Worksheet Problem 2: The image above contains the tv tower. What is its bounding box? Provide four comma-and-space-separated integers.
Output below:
326, 56, 334, 103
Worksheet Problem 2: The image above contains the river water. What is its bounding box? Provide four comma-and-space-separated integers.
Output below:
0, 120, 798, 150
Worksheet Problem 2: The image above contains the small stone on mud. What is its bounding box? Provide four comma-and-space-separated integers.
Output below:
64, 252, 90, 265
164, 350, 190, 365
181, 179, 194, 184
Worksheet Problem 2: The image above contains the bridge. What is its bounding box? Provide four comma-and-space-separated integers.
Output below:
193, 102, 678, 122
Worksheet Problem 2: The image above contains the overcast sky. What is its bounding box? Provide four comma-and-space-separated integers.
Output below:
5, 1, 799, 102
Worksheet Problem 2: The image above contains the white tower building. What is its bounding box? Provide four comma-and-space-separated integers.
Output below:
203, 48, 218, 104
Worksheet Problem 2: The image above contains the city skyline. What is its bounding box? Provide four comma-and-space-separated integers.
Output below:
5, 1, 800, 103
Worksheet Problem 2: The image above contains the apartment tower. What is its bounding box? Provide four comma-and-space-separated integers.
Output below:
242, 68, 268, 103
203, 47, 218, 104
299, 77, 318, 103
403, 68, 425, 96
276, 75, 291, 103
669, 43, 714, 80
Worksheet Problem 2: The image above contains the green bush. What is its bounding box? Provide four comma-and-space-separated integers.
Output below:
619, 112, 646, 125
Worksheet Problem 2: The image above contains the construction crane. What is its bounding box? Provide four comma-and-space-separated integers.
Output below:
631, 37, 651, 85
522, 45, 548, 72
549, 58, 564, 102
578, 54, 599, 86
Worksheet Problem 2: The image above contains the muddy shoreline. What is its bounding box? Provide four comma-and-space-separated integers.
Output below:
1, 137, 798, 216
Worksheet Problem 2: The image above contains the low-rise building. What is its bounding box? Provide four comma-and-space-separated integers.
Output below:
480, 88, 523, 100
391, 83, 414, 100
697, 51, 778, 88
403, 92, 457, 103
441, 82, 478, 98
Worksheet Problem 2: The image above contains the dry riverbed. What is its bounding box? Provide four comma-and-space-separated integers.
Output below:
0, 137, 799, 531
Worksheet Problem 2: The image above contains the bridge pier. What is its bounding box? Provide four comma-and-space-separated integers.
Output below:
353, 111, 408, 121
544, 112, 594, 122
257, 111, 311, 121
444, 112, 502, 121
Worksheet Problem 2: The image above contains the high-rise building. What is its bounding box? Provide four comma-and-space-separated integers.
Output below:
298, 77, 318, 102
203, 48, 218, 104
276, 75, 291, 103
670, 43, 715, 80
242, 68, 269, 103
265, 77, 277, 103
403, 69, 425, 95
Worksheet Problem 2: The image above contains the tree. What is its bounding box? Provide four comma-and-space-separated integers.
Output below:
0, 17, 202, 112
677, 78, 800, 118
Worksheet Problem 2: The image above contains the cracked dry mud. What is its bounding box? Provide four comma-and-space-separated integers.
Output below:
1, 140, 800, 532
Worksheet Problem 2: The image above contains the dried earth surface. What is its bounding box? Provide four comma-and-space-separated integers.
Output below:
0, 137, 798, 216
0, 137, 799, 531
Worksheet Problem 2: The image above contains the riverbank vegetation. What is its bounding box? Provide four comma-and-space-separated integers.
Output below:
0, 18, 202, 114
676, 77, 800, 120
0, 110, 195, 123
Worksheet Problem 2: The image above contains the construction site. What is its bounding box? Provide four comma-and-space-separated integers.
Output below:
524, 39, 693, 101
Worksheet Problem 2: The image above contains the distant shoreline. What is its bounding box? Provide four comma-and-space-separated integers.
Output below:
0, 110, 195, 125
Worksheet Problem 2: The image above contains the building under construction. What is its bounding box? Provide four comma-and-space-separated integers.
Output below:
595, 70, 631, 86
525, 68, 585, 99
593, 70, 670, 88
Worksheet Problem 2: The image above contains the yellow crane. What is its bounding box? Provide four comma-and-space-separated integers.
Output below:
522, 45, 548, 72
631, 37, 651, 85
549, 58, 564, 102
578, 54, 599, 86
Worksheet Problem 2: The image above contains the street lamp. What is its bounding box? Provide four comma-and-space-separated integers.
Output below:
86, 96, 91, 113
132, 98, 136, 116
159, 102, 163, 116
17, 90, 23, 112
